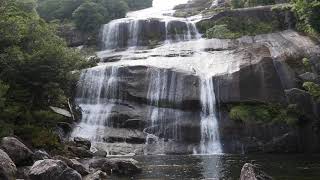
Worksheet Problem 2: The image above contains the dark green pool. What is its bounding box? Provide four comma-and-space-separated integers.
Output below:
118, 154, 320, 179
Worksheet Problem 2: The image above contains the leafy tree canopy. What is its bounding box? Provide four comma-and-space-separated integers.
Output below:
0, 0, 95, 150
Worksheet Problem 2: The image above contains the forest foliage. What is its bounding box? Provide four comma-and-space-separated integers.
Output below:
230, 0, 320, 36
0, 0, 95, 150
37, 0, 153, 33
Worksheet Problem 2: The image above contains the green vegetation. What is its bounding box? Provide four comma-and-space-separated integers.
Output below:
230, 0, 276, 9
37, 0, 152, 34
303, 82, 320, 102
0, 0, 95, 151
125, 0, 153, 10
206, 24, 240, 39
291, 0, 320, 37
199, 17, 280, 39
229, 103, 302, 126
302, 57, 312, 72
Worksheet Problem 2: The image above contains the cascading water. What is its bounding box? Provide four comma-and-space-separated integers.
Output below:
146, 69, 183, 141
73, 0, 228, 155
71, 66, 121, 142
198, 78, 222, 154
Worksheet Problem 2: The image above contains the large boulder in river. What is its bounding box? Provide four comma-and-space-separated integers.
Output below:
90, 158, 142, 176
240, 163, 273, 180
28, 159, 82, 180
1, 137, 34, 166
0, 149, 17, 180
101, 158, 142, 175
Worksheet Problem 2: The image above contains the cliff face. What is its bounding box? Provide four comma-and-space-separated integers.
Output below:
70, 2, 320, 155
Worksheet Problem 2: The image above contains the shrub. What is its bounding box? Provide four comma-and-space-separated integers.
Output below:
303, 82, 320, 102
291, 0, 320, 37
15, 125, 61, 149
302, 57, 312, 72
201, 16, 280, 39
206, 25, 240, 39
229, 103, 301, 125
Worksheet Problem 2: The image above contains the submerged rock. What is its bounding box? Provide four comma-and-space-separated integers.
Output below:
0, 149, 17, 180
1, 137, 34, 166
240, 163, 273, 180
28, 159, 82, 180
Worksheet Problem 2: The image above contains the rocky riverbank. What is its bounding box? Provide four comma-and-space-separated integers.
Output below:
0, 136, 143, 180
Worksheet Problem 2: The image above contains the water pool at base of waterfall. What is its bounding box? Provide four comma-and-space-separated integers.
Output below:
99, 154, 320, 179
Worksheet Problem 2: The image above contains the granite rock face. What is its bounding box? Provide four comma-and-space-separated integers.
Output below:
28, 159, 82, 180
0, 149, 17, 180
1, 137, 34, 166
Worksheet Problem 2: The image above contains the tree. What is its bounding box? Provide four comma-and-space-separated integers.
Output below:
0, 0, 95, 149
291, 0, 320, 35
72, 2, 107, 33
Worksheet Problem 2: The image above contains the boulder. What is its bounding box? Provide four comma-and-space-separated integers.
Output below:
101, 158, 142, 176
67, 146, 93, 158
91, 146, 107, 157
299, 72, 319, 83
84, 170, 107, 180
240, 163, 273, 180
74, 137, 91, 150
59, 167, 82, 180
33, 150, 51, 161
49, 106, 72, 118
1, 137, 34, 166
0, 149, 17, 180
90, 158, 142, 176
17, 166, 31, 180
28, 159, 82, 180
54, 156, 89, 176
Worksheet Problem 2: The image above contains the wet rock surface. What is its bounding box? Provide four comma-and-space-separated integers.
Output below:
240, 163, 273, 180
1, 137, 34, 166
74, 137, 91, 150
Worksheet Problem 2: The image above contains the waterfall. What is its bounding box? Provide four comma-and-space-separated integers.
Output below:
101, 18, 200, 50
146, 69, 182, 141
198, 78, 222, 154
74, 0, 225, 155
71, 66, 121, 142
